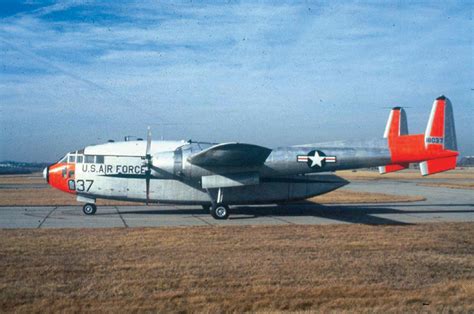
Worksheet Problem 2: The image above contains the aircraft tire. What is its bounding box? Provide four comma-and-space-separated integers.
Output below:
83, 203, 97, 215
210, 204, 229, 220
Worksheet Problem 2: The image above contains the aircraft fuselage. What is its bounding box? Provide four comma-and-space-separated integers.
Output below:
43, 96, 459, 219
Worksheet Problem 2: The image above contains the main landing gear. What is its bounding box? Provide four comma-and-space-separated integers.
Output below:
202, 204, 230, 219
205, 188, 230, 220
82, 203, 97, 215
210, 203, 230, 220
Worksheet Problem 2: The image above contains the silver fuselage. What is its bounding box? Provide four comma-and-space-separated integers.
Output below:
64, 139, 390, 205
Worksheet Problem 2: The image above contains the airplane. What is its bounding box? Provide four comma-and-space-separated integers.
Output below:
43, 96, 458, 219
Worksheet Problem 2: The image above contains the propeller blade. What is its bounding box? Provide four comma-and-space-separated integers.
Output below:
146, 126, 152, 157
145, 172, 150, 205
144, 126, 152, 205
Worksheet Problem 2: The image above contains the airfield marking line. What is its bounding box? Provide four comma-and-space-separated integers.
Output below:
192, 215, 214, 226
37, 206, 57, 228
270, 216, 295, 225
114, 206, 129, 228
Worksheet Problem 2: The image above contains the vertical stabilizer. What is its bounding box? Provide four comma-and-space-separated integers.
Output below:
384, 107, 408, 139
424, 96, 457, 150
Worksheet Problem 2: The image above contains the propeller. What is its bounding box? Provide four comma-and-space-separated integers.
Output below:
144, 127, 152, 205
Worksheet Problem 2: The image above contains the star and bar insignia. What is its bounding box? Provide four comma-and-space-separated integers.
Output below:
297, 150, 337, 168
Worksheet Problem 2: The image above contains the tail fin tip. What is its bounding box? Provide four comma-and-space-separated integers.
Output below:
384, 107, 408, 138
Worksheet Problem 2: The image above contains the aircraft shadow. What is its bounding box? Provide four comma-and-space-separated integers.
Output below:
115, 202, 474, 226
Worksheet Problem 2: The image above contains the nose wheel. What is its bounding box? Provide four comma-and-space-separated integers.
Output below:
83, 203, 97, 215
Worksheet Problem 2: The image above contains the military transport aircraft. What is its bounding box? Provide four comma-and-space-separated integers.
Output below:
43, 96, 458, 219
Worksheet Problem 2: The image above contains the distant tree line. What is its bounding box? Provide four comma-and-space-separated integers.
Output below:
0, 161, 50, 174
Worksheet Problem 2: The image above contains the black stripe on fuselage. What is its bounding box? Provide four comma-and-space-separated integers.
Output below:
98, 174, 171, 180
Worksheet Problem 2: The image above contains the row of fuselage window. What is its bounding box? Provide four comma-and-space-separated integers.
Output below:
67, 155, 105, 164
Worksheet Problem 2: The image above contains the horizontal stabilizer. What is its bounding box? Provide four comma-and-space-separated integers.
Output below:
378, 163, 409, 174
419, 156, 457, 176
188, 143, 272, 167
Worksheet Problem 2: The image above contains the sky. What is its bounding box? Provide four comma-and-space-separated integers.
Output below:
0, 0, 472, 162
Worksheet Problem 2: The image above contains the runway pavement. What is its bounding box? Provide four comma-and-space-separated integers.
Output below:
0, 180, 472, 228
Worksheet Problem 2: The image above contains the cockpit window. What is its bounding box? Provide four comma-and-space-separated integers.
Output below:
96, 155, 104, 164
77, 155, 84, 163
58, 155, 67, 163
85, 155, 94, 163
68, 155, 76, 163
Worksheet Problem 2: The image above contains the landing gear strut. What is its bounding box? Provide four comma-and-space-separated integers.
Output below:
83, 203, 97, 215
205, 188, 230, 220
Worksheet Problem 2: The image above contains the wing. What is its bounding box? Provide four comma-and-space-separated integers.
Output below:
187, 143, 272, 167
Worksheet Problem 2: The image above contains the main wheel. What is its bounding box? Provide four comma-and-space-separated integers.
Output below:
210, 204, 230, 220
83, 203, 97, 215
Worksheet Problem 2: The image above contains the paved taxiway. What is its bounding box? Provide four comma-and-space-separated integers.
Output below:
0, 180, 472, 228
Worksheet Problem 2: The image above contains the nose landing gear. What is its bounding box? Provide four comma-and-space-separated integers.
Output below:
83, 203, 97, 215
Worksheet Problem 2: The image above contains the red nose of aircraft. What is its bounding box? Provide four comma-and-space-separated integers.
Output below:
44, 157, 76, 194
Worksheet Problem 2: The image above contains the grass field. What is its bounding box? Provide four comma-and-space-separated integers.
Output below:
1, 223, 473, 312
0, 171, 472, 312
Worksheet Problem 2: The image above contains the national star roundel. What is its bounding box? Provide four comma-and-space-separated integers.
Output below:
296, 150, 337, 168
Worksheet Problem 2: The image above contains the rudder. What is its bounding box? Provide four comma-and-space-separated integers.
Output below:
424, 96, 457, 151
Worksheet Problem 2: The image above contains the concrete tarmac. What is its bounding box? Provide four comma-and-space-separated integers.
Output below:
0, 180, 472, 228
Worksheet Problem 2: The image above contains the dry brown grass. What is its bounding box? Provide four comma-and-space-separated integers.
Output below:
0, 174, 44, 185
337, 168, 474, 181
0, 223, 473, 312
0, 187, 425, 206
310, 190, 425, 203
417, 182, 474, 190
0, 188, 139, 206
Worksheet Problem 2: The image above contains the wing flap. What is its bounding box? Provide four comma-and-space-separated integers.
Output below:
187, 143, 272, 167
